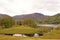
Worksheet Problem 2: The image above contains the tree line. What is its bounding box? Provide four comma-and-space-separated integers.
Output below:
39, 15, 60, 24
0, 14, 60, 29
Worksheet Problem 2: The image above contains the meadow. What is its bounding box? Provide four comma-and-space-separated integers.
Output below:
0, 25, 60, 40
0, 35, 59, 40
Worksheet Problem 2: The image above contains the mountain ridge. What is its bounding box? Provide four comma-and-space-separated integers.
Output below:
13, 13, 48, 21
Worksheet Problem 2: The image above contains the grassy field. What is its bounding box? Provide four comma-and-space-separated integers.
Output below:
40, 30, 60, 39
0, 35, 59, 40
0, 25, 38, 34
0, 25, 53, 35
0, 25, 60, 40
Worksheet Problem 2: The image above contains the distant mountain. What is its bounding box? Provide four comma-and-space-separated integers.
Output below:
39, 13, 60, 24
0, 13, 60, 24
13, 13, 48, 21
54, 13, 60, 16
0, 14, 10, 18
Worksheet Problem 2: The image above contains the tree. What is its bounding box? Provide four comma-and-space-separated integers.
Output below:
39, 16, 60, 24
16, 20, 22, 25
19, 19, 37, 28
38, 27, 53, 34
0, 17, 15, 28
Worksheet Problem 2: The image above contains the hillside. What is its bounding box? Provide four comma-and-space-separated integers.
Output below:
13, 13, 48, 21
0, 13, 60, 24
0, 26, 38, 34
39, 13, 60, 24
0, 14, 10, 18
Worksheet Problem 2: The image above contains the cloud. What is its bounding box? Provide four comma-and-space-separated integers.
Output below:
33, 0, 60, 12
0, 0, 60, 16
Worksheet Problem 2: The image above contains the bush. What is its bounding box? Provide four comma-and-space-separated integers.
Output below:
0, 17, 15, 28
37, 26, 53, 34
41, 27, 60, 39
17, 19, 37, 28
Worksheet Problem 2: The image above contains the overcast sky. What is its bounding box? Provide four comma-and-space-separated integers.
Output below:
0, 0, 60, 16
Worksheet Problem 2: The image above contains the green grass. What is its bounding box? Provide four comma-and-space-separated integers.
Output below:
41, 30, 60, 39
0, 25, 38, 34
0, 26, 53, 34
0, 35, 59, 40
0, 25, 60, 39
37, 26, 53, 34
40, 26, 60, 39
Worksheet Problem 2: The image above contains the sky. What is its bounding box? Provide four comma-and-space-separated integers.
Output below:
0, 0, 60, 16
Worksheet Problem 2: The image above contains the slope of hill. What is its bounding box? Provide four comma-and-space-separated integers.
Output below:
0, 26, 38, 34
54, 13, 60, 16
0, 13, 60, 24
41, 30, 60, 39
13, 13, 48, 21
0, 14, 10, 18
39, 13, 60, 24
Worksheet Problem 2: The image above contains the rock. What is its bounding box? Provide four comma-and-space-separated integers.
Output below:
34, 33, 39, 37
23, 34, 27, 37
13, 34, 23, 37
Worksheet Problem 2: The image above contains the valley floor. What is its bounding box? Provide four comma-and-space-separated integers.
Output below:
0, 35, 60, 40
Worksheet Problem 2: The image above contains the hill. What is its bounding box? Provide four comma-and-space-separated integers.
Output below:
13, 13, 48, 21
0, 14, 10, 18
39, 13, 60, 24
